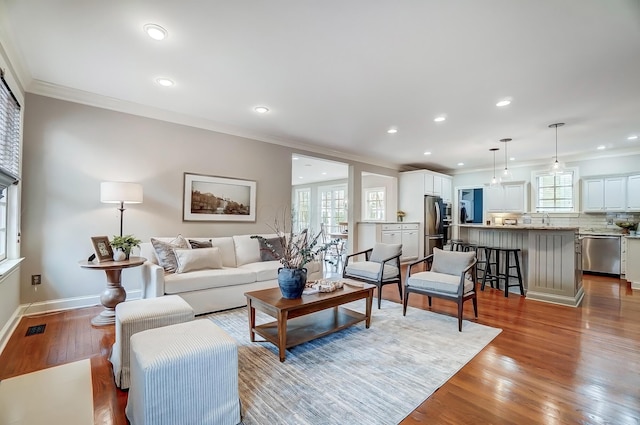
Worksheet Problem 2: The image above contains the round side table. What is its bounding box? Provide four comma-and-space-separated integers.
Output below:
79, 256, 146, 326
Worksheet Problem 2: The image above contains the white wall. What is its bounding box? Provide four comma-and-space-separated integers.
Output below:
20, 94, 399, 309
361, 173, 398, 221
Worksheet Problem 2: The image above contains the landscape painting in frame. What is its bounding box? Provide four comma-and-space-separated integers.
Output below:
183, 173, 256, 222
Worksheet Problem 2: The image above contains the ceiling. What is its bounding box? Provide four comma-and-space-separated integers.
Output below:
2, 1, 640, 174
292, 155, 348, 186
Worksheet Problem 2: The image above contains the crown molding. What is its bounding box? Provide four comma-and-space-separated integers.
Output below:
26, 79, 400, 171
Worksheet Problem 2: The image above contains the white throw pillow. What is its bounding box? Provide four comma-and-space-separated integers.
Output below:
174, 247, 223, 274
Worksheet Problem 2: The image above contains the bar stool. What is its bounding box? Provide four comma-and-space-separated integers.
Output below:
449, 239, 465, 251
480, 246, 500, 290
497, 248, 525, 297
472, 245, 488, 280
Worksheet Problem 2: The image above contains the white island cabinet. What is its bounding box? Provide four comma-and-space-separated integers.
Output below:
626, 236, 640, 290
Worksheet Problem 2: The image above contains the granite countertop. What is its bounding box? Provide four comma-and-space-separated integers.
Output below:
457, 224, 579, 231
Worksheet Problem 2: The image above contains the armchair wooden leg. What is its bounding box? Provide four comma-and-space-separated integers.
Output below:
457, 300, 464, 332
377, 284, 382, 309
396, 281, 403, 300
403, 290, 409, 316
472, 296, 478, 318
428, 296, 432, 307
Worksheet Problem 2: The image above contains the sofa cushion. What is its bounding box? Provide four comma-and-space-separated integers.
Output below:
431, 247, 475, 276
174, 247, 223, 274
151, 235, 190, 273
210, 237, 237, 268
258, 237, 285, 262
233, 234, 278, 266
163, 268, 257, 294
407, 271, 474, 294
239, 261, 280, 281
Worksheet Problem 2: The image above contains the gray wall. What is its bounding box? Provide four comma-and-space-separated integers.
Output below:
20, 94, 399, 307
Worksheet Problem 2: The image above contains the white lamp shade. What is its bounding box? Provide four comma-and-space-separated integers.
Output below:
100, 182, 143, 204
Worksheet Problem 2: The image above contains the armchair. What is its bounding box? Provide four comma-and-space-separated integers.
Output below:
343, 242, 402, 309
403, 247, 477, 331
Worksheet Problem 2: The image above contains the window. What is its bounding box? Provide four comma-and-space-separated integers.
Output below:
535, 170, 575, 212
293, 188, 311, 232
319, 185, 347, 229
364, 187, 385, 221
0, 72, 21, 261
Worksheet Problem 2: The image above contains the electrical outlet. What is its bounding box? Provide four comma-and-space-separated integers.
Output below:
31, 274, 41, 285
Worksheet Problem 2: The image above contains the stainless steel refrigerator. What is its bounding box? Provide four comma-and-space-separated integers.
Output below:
424, 195, 445, 257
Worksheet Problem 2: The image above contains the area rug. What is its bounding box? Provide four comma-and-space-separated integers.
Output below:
208, 299, 502, 425
0, 359, 93, 425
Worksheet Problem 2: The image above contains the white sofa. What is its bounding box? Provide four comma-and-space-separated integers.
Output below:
139, 234, 323, 315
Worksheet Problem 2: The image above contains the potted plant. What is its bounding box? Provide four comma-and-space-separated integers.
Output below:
397, 210, 406, 222
110, 235, 142, 261
252, 214, 338, 299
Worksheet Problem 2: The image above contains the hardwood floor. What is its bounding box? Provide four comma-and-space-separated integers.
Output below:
1, 273, 638, 424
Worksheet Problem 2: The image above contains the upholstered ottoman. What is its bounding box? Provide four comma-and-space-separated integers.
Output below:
110, 295, 194, 389
125, 319, 241, 425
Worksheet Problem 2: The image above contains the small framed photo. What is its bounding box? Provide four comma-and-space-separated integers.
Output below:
183, 172, 257, 222
91, 236, 113, 262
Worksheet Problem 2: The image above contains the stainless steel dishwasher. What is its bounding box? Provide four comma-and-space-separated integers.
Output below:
581, 235, 621, 275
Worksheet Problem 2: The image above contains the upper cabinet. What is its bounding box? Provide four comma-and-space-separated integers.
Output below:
582, 177, 626, 212
485, 182, 526, 213
626, 175, 640, 211
399, 170, 452, 221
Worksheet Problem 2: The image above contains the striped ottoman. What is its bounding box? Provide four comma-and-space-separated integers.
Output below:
125, 319, 241, 425
110, 295, 194, 389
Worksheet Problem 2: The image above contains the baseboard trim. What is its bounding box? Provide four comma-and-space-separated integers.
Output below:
21, 290, 142, 316
0, 306, 22, 356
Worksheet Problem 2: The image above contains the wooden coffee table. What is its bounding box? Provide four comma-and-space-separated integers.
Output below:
245, 281, 375, 362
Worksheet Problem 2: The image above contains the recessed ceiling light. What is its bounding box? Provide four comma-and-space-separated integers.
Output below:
496, 99, 511, 107
597, 145, 606, 150
155, 78, 174, 87
254, 106, 269, 114
143, 24, 167, 41
387, 128, 398, 134
434, 116, 446, 123
292, 156, 299, 160
321, 172, 327, 175
457, 162, 464, 166
423, 151, 432, 155
298, 176, 304, 179
628, 135, 638, 140
510, 157, 515, 161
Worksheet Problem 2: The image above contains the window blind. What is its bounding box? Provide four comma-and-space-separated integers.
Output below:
0, 71, 21, 189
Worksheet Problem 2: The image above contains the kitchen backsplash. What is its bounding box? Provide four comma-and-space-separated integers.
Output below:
488, 212, 638, 231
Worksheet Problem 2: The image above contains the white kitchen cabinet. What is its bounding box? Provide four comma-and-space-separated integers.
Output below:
484, 182, 526, 213
626, 175, 640, 211
424, 173, 435, 195
441, 177, 452, 203
583, 178, 605, 211
400, 223, 420, 260
432, 175, 442, 196
399, 171, 425, 223
357, 222, 420, 262
582, 177, 626, 212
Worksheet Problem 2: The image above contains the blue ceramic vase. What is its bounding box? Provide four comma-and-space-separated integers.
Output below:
277, 267, 307, 299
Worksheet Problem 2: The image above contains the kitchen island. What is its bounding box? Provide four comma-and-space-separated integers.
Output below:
457, 224, 583, 307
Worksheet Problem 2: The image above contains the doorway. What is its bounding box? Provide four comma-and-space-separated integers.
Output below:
458, 188, 483, 224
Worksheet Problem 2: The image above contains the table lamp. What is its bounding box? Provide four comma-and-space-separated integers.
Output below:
100, 182, 143, 236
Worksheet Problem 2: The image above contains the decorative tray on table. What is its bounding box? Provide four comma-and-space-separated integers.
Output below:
303, 279, 345, 294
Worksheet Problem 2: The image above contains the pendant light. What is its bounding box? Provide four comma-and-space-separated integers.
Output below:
489, 147, 500, 187
499, 138, 513, 183
549, 123, 565, 174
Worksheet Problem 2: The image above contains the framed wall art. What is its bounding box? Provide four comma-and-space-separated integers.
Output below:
183, 173, 257, 222
91, 236, 113, 262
